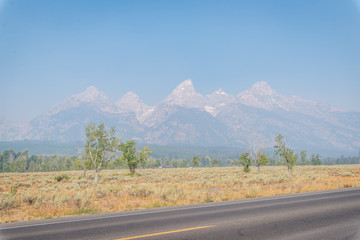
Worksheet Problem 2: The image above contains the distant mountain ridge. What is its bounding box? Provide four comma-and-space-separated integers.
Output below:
1, 79, 359, 156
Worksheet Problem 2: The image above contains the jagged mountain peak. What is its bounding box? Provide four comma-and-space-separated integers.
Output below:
180, 79, 194, 86
206, 88, 234, 103
74, 86, 107, 102
209, 88, 232, 97
236, 81, 279, 110
84, 85, 100, 94
247, 81, 276, 96
172, 79, 196, 93
205, 89, 235, 116
116, 91, 148, 109
214, 88, 226, 95
45, 86, 115, 116
117, 91, 141, 103
237, 82, 337, 118
163, 79, 204, 108
116, 91, 153, 123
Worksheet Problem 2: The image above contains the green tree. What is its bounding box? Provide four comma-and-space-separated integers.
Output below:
202, 156, 211, 167
120, 140, 153, 174
84, 122, 122, 184
249, 147, 269, 173
0, 152, 3, 172
77, 155, 93, 178
311, 153, 321, 165
18, 150, 29, 172
300, 150, 308, 165
179, 159, 188, 168
192, 156, 200, 167
239, 152, 251, 173
231, 158, 238, 166
28, 161, 36, 172
2, 150, 17, 172
147, 158, 161, 168
274, 134, 298, 175
210, 158, 219, 167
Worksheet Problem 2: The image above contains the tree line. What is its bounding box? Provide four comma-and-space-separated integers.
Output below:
1, 148, 358, 173
0, 125, 359, 175
236, 134, 331, 174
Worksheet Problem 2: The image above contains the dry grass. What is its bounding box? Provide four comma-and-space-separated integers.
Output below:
1, 165, 359, 223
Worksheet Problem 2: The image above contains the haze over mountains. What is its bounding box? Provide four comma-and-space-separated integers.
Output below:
1, 80, 360, 156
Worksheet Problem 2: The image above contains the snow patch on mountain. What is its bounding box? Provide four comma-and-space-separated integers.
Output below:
205, 88, 235, 116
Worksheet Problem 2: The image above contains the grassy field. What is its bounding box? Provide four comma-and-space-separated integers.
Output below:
1, 165, 359, 223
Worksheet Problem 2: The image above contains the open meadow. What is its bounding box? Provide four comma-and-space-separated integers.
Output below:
1, 165, 359, 223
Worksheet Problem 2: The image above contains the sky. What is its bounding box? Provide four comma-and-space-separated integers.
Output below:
1, 0, 360, 122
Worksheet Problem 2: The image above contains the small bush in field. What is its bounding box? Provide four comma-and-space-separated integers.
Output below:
23, 195, 37, 205
0, 196, 17, 211
54, 174, 70, 182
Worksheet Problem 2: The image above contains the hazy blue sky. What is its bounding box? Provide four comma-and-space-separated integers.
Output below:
1, 0, 360, 122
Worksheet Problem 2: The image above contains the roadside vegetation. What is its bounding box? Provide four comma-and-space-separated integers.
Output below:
1, 165, 359, 223
1, 124, 359, 223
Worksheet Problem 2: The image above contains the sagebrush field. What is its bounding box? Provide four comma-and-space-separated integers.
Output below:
1, 165, 359, 223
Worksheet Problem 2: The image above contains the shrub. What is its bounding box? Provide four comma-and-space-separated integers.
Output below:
54, 174, 70, 182
23, 195, 37, 205
10, 185, 18, 195
0, 196, 17, 211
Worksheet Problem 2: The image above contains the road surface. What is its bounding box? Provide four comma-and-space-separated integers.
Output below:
1, 188, 360, 240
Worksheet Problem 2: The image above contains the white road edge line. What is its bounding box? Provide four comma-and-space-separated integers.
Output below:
0, 187, 358, 230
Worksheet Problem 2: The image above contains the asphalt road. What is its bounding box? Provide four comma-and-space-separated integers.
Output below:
1, 188, 360, 240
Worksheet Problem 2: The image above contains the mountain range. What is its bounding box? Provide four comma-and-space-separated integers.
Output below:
1, 80, 360, 156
